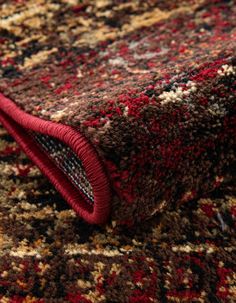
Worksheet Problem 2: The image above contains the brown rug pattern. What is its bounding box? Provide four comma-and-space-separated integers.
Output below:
0, 124, 235, 302
0, 0, 235, 224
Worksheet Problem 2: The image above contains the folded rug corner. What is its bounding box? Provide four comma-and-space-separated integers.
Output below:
0, 0, 235, 224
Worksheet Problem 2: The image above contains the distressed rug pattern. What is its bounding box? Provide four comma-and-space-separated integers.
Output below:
0, 0, 236, 302
0, 0, 236, 224
0, 125, 236, 302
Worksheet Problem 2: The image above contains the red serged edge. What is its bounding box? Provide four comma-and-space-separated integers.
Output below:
0, 93, 111, 224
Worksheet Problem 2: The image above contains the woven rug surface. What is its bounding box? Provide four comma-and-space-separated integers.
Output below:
0, 0, 236, 225
0, 124, 236, 302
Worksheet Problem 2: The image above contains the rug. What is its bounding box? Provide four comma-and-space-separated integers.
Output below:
0, 0, 236, 224
0, 124, 236, 302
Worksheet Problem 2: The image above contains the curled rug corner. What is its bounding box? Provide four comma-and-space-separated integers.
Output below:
0, 0, 236, 225
0, 94, 111, 224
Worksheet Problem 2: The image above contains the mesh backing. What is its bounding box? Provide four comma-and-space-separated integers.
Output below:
31, 132, 94, 204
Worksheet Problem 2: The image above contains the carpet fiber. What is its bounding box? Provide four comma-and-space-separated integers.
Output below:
0, 124, 236, 302
0, 0, 236, 224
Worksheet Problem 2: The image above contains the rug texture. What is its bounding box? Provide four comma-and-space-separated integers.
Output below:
0, 0, 235, 224
0, 124, 236, 302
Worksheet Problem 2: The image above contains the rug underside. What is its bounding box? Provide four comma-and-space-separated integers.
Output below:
32, 132, 94, 204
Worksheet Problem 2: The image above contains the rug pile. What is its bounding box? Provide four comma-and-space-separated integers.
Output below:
0, 0, 236, 301
0, 0, 235, 224
0, 124, 235, 302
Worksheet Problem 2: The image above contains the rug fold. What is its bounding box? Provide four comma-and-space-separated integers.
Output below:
0, 93, 111, 224
0, 0, 235, 224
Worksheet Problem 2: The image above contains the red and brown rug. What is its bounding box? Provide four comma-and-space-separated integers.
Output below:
0, 0, 236, 302
0, 124, 236, 302
0, 0, 235, 225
